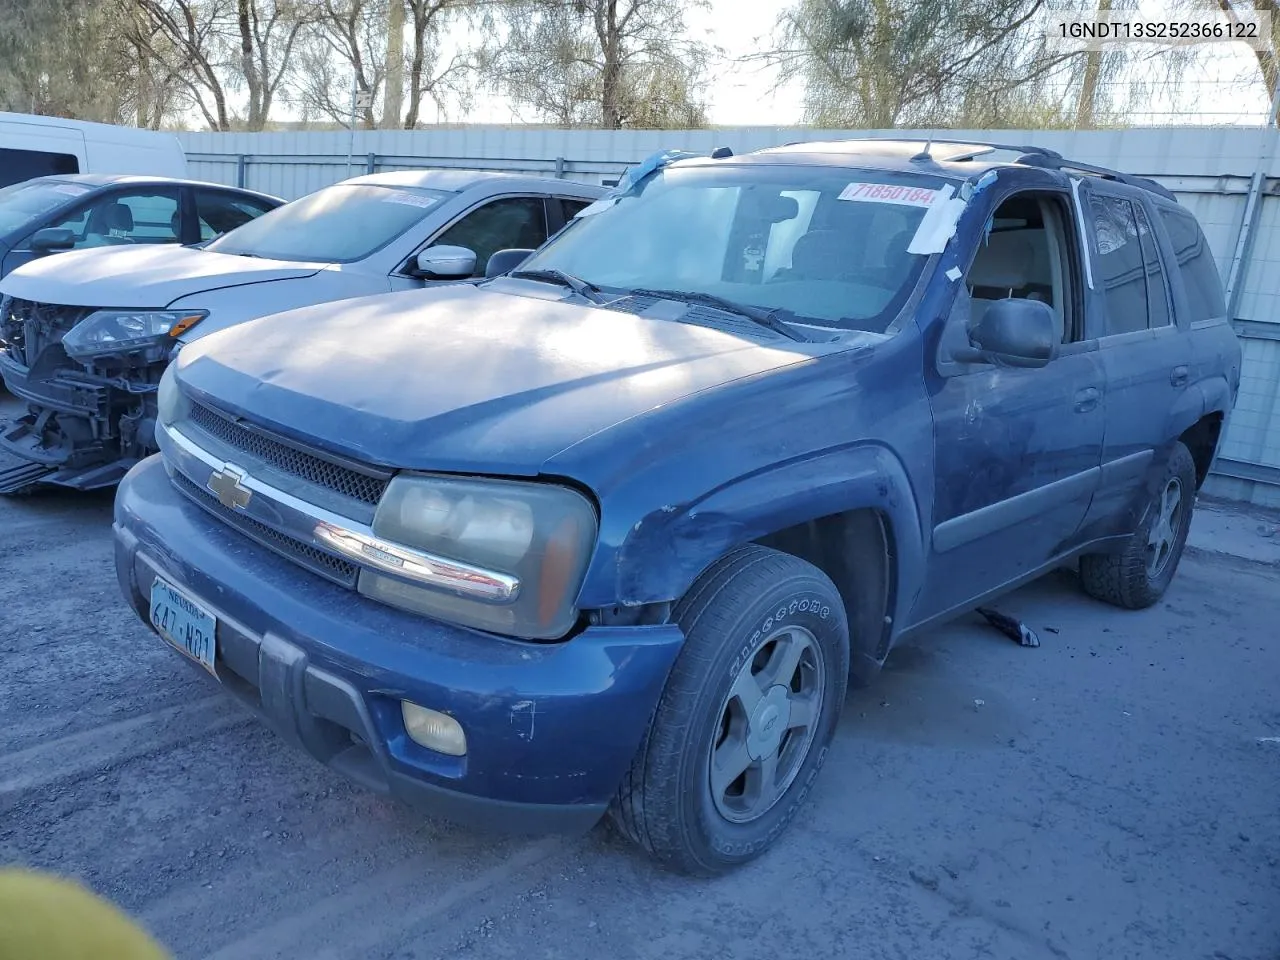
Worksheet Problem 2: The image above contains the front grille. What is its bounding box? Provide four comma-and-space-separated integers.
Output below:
173, 471, 360, 587
188, 401, 390, 506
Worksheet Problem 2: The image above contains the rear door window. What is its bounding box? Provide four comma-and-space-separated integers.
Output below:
1158, 207, 1227, 322
196, 189, 278, 240
561, 198, 594, 219
1089, 194, 1149, 335
0, 148, 79, 189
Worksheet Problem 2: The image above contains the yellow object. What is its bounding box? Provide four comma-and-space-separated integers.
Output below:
0, 869, 170, 960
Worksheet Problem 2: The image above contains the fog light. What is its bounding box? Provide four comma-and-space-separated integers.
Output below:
401, 701, 467, 756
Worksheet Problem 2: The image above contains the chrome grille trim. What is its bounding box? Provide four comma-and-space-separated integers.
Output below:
187, 400, 390, 506
172, 472, 359, 586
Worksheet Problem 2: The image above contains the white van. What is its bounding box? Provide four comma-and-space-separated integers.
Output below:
0, 113, 187, 188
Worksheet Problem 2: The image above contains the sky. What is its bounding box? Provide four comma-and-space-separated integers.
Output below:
285, 0, 1274, 128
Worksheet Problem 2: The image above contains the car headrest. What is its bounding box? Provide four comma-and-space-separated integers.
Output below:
754, 194, 799, 223
105, 203, 134, 233
789, 229, 845, 280
969, 229, 1047, 290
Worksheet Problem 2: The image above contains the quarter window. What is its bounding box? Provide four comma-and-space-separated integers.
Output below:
0, 148, 79, 189
1158, 207, 1227, 322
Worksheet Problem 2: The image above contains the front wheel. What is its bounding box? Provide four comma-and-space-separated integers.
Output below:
1080, 440, 1197, 609
610, 545, 849, 875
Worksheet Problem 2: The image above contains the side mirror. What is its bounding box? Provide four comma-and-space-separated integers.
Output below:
415, 244, 476, 279
28, 227, 76, 253
960, 298, 1058, 368
485, 248, 536, 279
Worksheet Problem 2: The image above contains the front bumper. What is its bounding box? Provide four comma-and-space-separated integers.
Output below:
113, 455, 685, 833
0, 350, 153, 490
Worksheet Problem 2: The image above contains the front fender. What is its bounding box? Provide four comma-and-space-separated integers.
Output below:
578, 442, 927, 633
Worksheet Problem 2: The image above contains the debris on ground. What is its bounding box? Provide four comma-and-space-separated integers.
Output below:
975, 607, 1041, 647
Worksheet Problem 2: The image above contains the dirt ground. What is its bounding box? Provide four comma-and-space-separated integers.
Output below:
1, 462, 1278, 959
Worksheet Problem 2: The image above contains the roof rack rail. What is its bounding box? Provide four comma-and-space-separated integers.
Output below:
1012, 151, 1177, 201
822, 137, 1176, 202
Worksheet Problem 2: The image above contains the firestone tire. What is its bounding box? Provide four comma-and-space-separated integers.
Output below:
609, 545, 849, 875
1080, 440, 1197, 610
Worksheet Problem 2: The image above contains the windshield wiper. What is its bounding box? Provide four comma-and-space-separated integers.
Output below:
629, 288, 811, 342
510, 268, 606, 304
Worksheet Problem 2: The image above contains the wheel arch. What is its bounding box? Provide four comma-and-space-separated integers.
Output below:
592, 443, 927, 684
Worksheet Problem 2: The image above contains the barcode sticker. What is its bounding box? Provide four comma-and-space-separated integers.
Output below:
838, 182, 940, 206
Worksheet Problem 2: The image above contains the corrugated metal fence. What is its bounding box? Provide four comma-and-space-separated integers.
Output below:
177, 126, 1280, 508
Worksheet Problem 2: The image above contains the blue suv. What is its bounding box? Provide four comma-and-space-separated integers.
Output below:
112, 139, 1241, 874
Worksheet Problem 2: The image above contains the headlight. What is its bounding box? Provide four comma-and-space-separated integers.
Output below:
61, 309, 208, 359
355, 474, 598, 639
155, 364, 189, 427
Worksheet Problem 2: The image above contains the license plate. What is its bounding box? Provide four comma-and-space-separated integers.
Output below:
149, 578, 218, 678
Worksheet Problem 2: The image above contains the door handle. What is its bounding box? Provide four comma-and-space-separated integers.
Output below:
1170, 365, 1190, 387
1074, 386, 1100, 412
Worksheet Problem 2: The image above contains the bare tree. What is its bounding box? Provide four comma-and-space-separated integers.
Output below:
1216, 0, 1280, 111
128, 0, 305, 131
382, 0, 406, 125
294, 0, 388, 127
296, 0, 475, 129
402, 0, 473, 128
237, 0, 312, 128
484, 0, 711, 129
129, 0, 234, 130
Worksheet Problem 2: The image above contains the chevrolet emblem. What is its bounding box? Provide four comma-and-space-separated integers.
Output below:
207, 465, 252, 511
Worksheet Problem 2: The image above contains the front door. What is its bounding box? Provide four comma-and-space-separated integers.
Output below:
915, 188, 1106, 623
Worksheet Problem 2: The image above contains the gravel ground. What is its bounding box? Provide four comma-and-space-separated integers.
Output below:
1, 443, 1278, 958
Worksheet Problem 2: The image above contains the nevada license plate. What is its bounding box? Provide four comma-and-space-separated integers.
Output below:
149, 578, 218, 678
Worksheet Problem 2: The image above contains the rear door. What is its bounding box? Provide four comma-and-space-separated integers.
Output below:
1078, 186, 1194, 538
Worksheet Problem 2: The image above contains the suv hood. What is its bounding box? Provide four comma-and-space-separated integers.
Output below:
175, 283, 829, 475
1, 245, 323, 308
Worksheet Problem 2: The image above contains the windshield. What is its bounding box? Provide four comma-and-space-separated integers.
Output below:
518, 164, 948, 332
0, 179, 89, 235
207, 183, 455, 263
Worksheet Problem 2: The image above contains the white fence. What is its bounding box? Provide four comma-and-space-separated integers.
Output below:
177, 126, 1280, 507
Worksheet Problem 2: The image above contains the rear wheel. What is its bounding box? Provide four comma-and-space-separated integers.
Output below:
610, 545, 849, 875
1080, 441, 1197, 609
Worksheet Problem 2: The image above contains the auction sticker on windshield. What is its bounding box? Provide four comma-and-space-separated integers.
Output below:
838, 182, 939, 206
150, 578, 218, 677
384, 192, 439, 208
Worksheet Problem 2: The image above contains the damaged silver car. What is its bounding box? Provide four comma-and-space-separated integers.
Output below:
0, 170, 604, 494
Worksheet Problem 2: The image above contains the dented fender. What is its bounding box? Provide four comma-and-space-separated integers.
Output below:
575, 443, 927, 630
